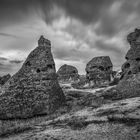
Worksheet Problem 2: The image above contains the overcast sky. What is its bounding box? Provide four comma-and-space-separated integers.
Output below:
0, 0, 140, 75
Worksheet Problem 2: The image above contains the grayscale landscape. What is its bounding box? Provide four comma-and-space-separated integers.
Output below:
1, 0, 140, 140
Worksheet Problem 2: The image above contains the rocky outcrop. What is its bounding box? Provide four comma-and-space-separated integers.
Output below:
86, 56, 113, 87
0, 35, 65, 119
57, 64, 79, 82
109, 70, 122, 86
116, 28, 140, 99
0, 74, 11, 86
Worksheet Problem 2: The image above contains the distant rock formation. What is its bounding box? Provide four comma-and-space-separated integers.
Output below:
71, 75, 88, 89
116, 28, 140, 99
109, 70, 122, 86
0, 74, 11, 86
86, 56, 113, 87
0, 35, 65, 119
57, 64, 79, 82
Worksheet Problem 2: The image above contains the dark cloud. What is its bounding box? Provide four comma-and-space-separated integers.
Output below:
0, 63, 4, 66
55, 0, 115, 23
0, 0, 139, 36
95, 40, 123, 54
9, 60, 23, 64
0, 0, 54, 27
0, 33, 18, 38
0, 0, 116, 26
55, 0, 140, 36
0, 57, 8, 61
0, 58, 23, 75
53, 48, 81, 61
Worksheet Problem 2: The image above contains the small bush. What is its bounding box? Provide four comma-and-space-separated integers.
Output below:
67, 117, 88, 130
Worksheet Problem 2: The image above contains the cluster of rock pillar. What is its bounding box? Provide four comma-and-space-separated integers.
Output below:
1, 28, 140, 119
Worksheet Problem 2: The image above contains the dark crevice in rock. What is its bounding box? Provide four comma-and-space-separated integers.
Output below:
136, 58, 140, 61
25, 61, 31, 67
36, 68, 41, 73
128, 71, 132, 75
47, 64, 53, 69
124, 63, 130, 69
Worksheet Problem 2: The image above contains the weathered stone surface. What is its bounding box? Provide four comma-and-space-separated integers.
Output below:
121, 28, 140, 79
86, 56, 113, 87
57, 64, 79, 82
121, 60, 139, 77
116, 73, 140, 99
0, 35, 65, 119
117, 28, 140, 99
109, 71, 122, 86
125, 45, 140, 60
71, 75, 89, 89
0, 74, 11, 86
127, 28, 140, 47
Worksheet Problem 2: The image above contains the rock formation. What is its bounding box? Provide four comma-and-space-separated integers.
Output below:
0, 74, 11, 86
0, 35, 65, 119
86, 56, 113, 87
109, 70, 122, 86
116, 28, 140, 99
57, 64, 79, 82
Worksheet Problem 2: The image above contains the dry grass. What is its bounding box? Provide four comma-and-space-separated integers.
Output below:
0, 106, 68, 137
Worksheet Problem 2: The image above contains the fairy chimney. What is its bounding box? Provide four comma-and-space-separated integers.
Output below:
86, 56, 113, 87
0, 35, 65, 119
116, 28, 140, 99
57, 64, 79, 82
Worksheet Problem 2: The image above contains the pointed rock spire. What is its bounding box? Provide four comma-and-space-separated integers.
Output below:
0, 36, 65, 119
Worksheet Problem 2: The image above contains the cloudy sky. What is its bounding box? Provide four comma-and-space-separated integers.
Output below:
0, 0, 140, 75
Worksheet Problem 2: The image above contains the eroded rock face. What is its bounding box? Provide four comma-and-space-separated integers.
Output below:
117, 28, 140, 99
127, 28, 140, 46
86, 56, 113, 87
0, 35, 65, 119
109, 70, 122, 86
57, 64, 79, 82
0, 74, 11, 86
121, 28, 140, 79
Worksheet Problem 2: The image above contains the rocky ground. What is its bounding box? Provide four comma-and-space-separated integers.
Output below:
1, 83, 140, 140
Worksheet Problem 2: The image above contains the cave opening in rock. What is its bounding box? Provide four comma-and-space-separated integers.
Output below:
47, 64, 53, 69
136, 58, 140, 61
25, 61, 31, 66
125, 56, 128, 60
99, 66, 104, 71
73, 70, 76, 73
36, 68, 41, 73
124, 63, 130, 68
128, 71, 132, 75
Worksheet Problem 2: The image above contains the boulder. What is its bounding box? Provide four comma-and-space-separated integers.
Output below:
0, 35, 65, 119
86, 56, 113, 87
57, 64, 79, 82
